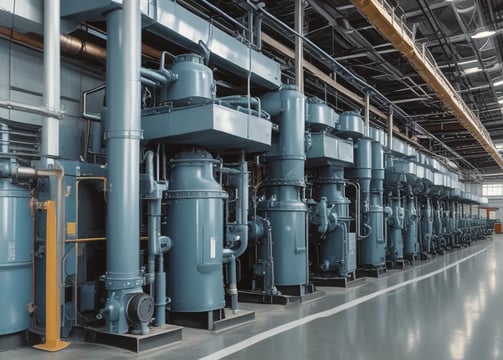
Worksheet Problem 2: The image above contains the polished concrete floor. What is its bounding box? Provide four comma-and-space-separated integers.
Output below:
1, 236, 501, 360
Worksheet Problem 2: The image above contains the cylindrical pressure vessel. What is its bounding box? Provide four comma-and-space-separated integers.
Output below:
0, 180, 33, 335
165, 149, 227, 312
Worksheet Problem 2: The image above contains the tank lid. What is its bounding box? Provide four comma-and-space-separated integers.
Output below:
171, 148, 214, 161
174, 53, 205, 64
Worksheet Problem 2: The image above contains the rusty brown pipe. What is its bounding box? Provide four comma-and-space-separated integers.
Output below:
0, 26, 161, 62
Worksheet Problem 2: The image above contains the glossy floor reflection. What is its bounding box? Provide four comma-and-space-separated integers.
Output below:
223, 238, 501, 360
1, 237, 500, 360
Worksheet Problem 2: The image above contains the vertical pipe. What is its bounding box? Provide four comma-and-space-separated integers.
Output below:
103, 0, 144, 333
33, 201, 70, 352
42, 0, 60, 164
364, 92, 370, 137
295, 0, 304, 93
105, 2, 141, 278
387, 107, 393, 151
154, 255, 166, 326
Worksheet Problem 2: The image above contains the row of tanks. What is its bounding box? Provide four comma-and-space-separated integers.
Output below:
0, 29, 492, 356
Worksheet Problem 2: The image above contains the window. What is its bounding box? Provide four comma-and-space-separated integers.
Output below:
483, 183, 503, 197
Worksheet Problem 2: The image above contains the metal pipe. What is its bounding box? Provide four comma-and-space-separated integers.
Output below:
364, 92, 370, 137
103, 1, 145, 334
222, 253, 238, 313
140, 67, 170, 86
82, 84, 106, 121
0, 99, 63, 119
154, 254, 166, 326
42, 0, 60, 164
388, 107, 393, 151
295, 0, 304, 93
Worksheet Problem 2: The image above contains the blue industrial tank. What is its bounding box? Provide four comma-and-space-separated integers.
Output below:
165, 54, 215, 102
259, 86, 308, 289
165, 149, 227, 312
0, 180, 33, 335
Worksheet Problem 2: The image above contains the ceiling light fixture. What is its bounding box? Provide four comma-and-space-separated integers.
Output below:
471, 30, 496, 39
498, 99, 503, 104
494, 79, 503, 86
462, 67, 482, 74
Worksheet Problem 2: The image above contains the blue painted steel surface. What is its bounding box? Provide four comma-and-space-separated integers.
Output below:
102, 4, 146, 334
386, 194, 404, 261
313, 166, 353, 277
403, 193, 419, 257
258, 86, 308, 288
165, 54, 214, 102
338, 111, 364, 139
0, 180, 33, 335
305, 97, 338, 131
61, 0, 282, 90
141, 103, 272, 153
420, 197, 433, 253
165, 149, 227, 312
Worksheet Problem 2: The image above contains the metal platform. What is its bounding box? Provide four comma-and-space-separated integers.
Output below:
142, 103, 272, 153
168, 308, 255, 331
83, 325, 182, 353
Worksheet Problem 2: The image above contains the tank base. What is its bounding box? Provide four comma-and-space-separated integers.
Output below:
404, 253, 419, 264
168, 308, 255, 331
0, 331, 27, 351
420, 252, 432, 261
82, 325, 182, 353
386, 259, 411, 270
239, 287, 324, 305
310, 271, 366, 288
356, 266, 387, 278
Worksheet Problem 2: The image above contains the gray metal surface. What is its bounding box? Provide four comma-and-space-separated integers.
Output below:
141, 104, 272, 153
338, 111, 364, 139
0, 180, 33, 335
165, 149, 227, 312
41, 0, 60, 163
403, 194, 419, 257
387, 194, 404, 261
61, 0, 281, 90
258, 86, 308, 288
165, 54, 214, 101
102, 3, 145, 334
305, 133, 353, 168
305, 97, 337, 131
313, 166, 353, 277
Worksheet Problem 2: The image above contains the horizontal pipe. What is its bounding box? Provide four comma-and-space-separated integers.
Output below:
0, 99, 64, 119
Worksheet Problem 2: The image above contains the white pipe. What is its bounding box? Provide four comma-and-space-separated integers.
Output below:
42, 0, 60, 164
295, 0, 304, 93
364, 92, 370, 137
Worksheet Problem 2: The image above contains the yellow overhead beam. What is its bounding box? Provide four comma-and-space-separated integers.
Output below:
350, 0, 503, 169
